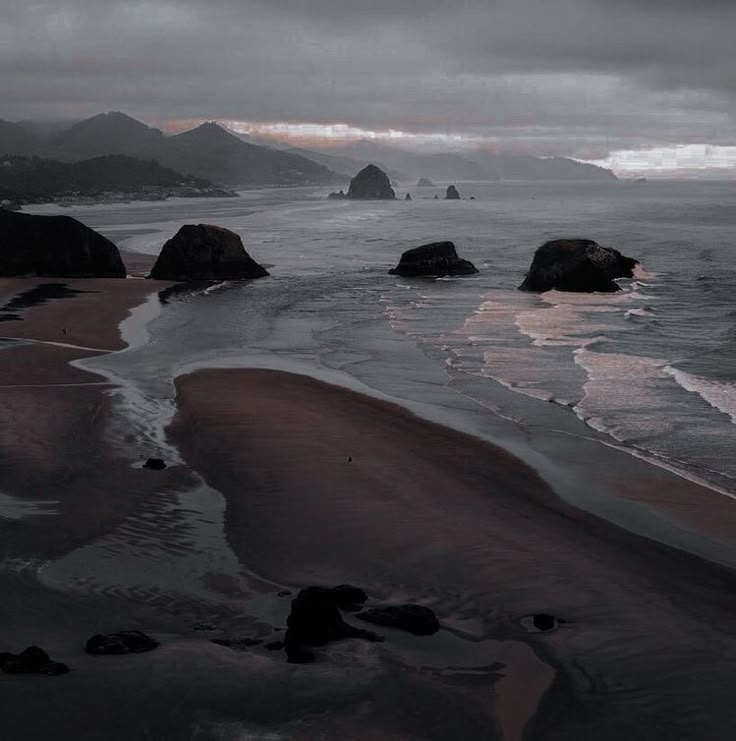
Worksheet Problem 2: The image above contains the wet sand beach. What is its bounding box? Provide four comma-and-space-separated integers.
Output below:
171, 368, 736, 740
2, 273, 736, 739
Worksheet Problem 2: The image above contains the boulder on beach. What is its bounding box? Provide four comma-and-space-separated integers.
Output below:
143, 457, 166, 470
148, 224, 269, 282
445, 185, 460, 200
357, 604, 440, 636
284, 586, 382, 663
417, 177, 435, 187
346, 165, 395, 200
389, 241, 478, 278
0, 209, 126, 278
85, 630, 159, 655
519, 238, 638, 293
0, 646, 70, 675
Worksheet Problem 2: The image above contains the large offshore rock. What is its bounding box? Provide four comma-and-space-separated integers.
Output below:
389, 241, 478, 278
148, 224, 269, 281
0, 209, 125, 277
519, 238, 638, 293
444, 185, 460, 200
346, 165, 395, 200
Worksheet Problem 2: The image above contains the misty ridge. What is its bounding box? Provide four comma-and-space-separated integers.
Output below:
0, 111, 616, 196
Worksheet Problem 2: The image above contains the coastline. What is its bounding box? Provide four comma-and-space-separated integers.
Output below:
2, 271, 736, 738
169, 366, 736, 739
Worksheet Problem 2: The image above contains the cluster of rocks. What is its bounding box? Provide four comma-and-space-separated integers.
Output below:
207, 584, 443, 665
1, 630, 160, 678
0, 170, 640, 293
280, 584, 441, 664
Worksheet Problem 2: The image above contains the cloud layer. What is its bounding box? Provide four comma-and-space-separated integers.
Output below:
2, 0, 734, 156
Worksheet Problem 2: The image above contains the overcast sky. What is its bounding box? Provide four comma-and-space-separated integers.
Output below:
2, 0, 735, 164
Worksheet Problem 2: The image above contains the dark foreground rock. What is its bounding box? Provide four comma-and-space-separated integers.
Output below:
143, 457, 166, 470
0, 646, 70, 675
85, 630, 159, 655
285, 586, 382, 663
389, 241, 478, 278
533, 614, 557, 631
357, 604, 440, 636
148, 224, 269, 281
519, 238, 638, 293
346, 165, 395, 200
0, 209, 126, 278
445, 185, 460, 200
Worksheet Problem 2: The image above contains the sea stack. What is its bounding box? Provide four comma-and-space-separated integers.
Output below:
0, 209, 126, 278
347, 165, 396, 200
417, 177, 435, 187
149, 224, 269, 281
389, 241, 478, 278
445, 185, 460, 200
519, 238, 638, 293
405, 193, 412, 201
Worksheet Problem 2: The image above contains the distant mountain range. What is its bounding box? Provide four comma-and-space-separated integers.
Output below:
0, 111, 619, 187
0, 154, 232, 204
307, 140, 617, 182
0, 112, 339, 187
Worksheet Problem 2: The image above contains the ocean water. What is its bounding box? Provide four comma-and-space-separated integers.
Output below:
26, 179, 736, 499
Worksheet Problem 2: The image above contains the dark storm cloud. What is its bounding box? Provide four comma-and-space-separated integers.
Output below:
1, 0, 734, 155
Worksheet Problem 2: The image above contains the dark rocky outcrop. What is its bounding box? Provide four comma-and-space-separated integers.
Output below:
445, 185, 460, 200
143, 457, 166, 470
405, 192, 412, 201
346, 165, 395, 200
327, 189, 346, 200
389, 241, 478, 278
0, 646, 70, 675
533, 614, 557, 631
148, 224, 269, 282
85, 630, 159, 655
357, 605, 440, 636
284, 587, 382, 663
519, 239, 638, 293
417, 177, 435, 187
0, 209, 126, 278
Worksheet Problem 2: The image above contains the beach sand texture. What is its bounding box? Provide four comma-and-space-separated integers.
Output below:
1, 274, 736, 739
